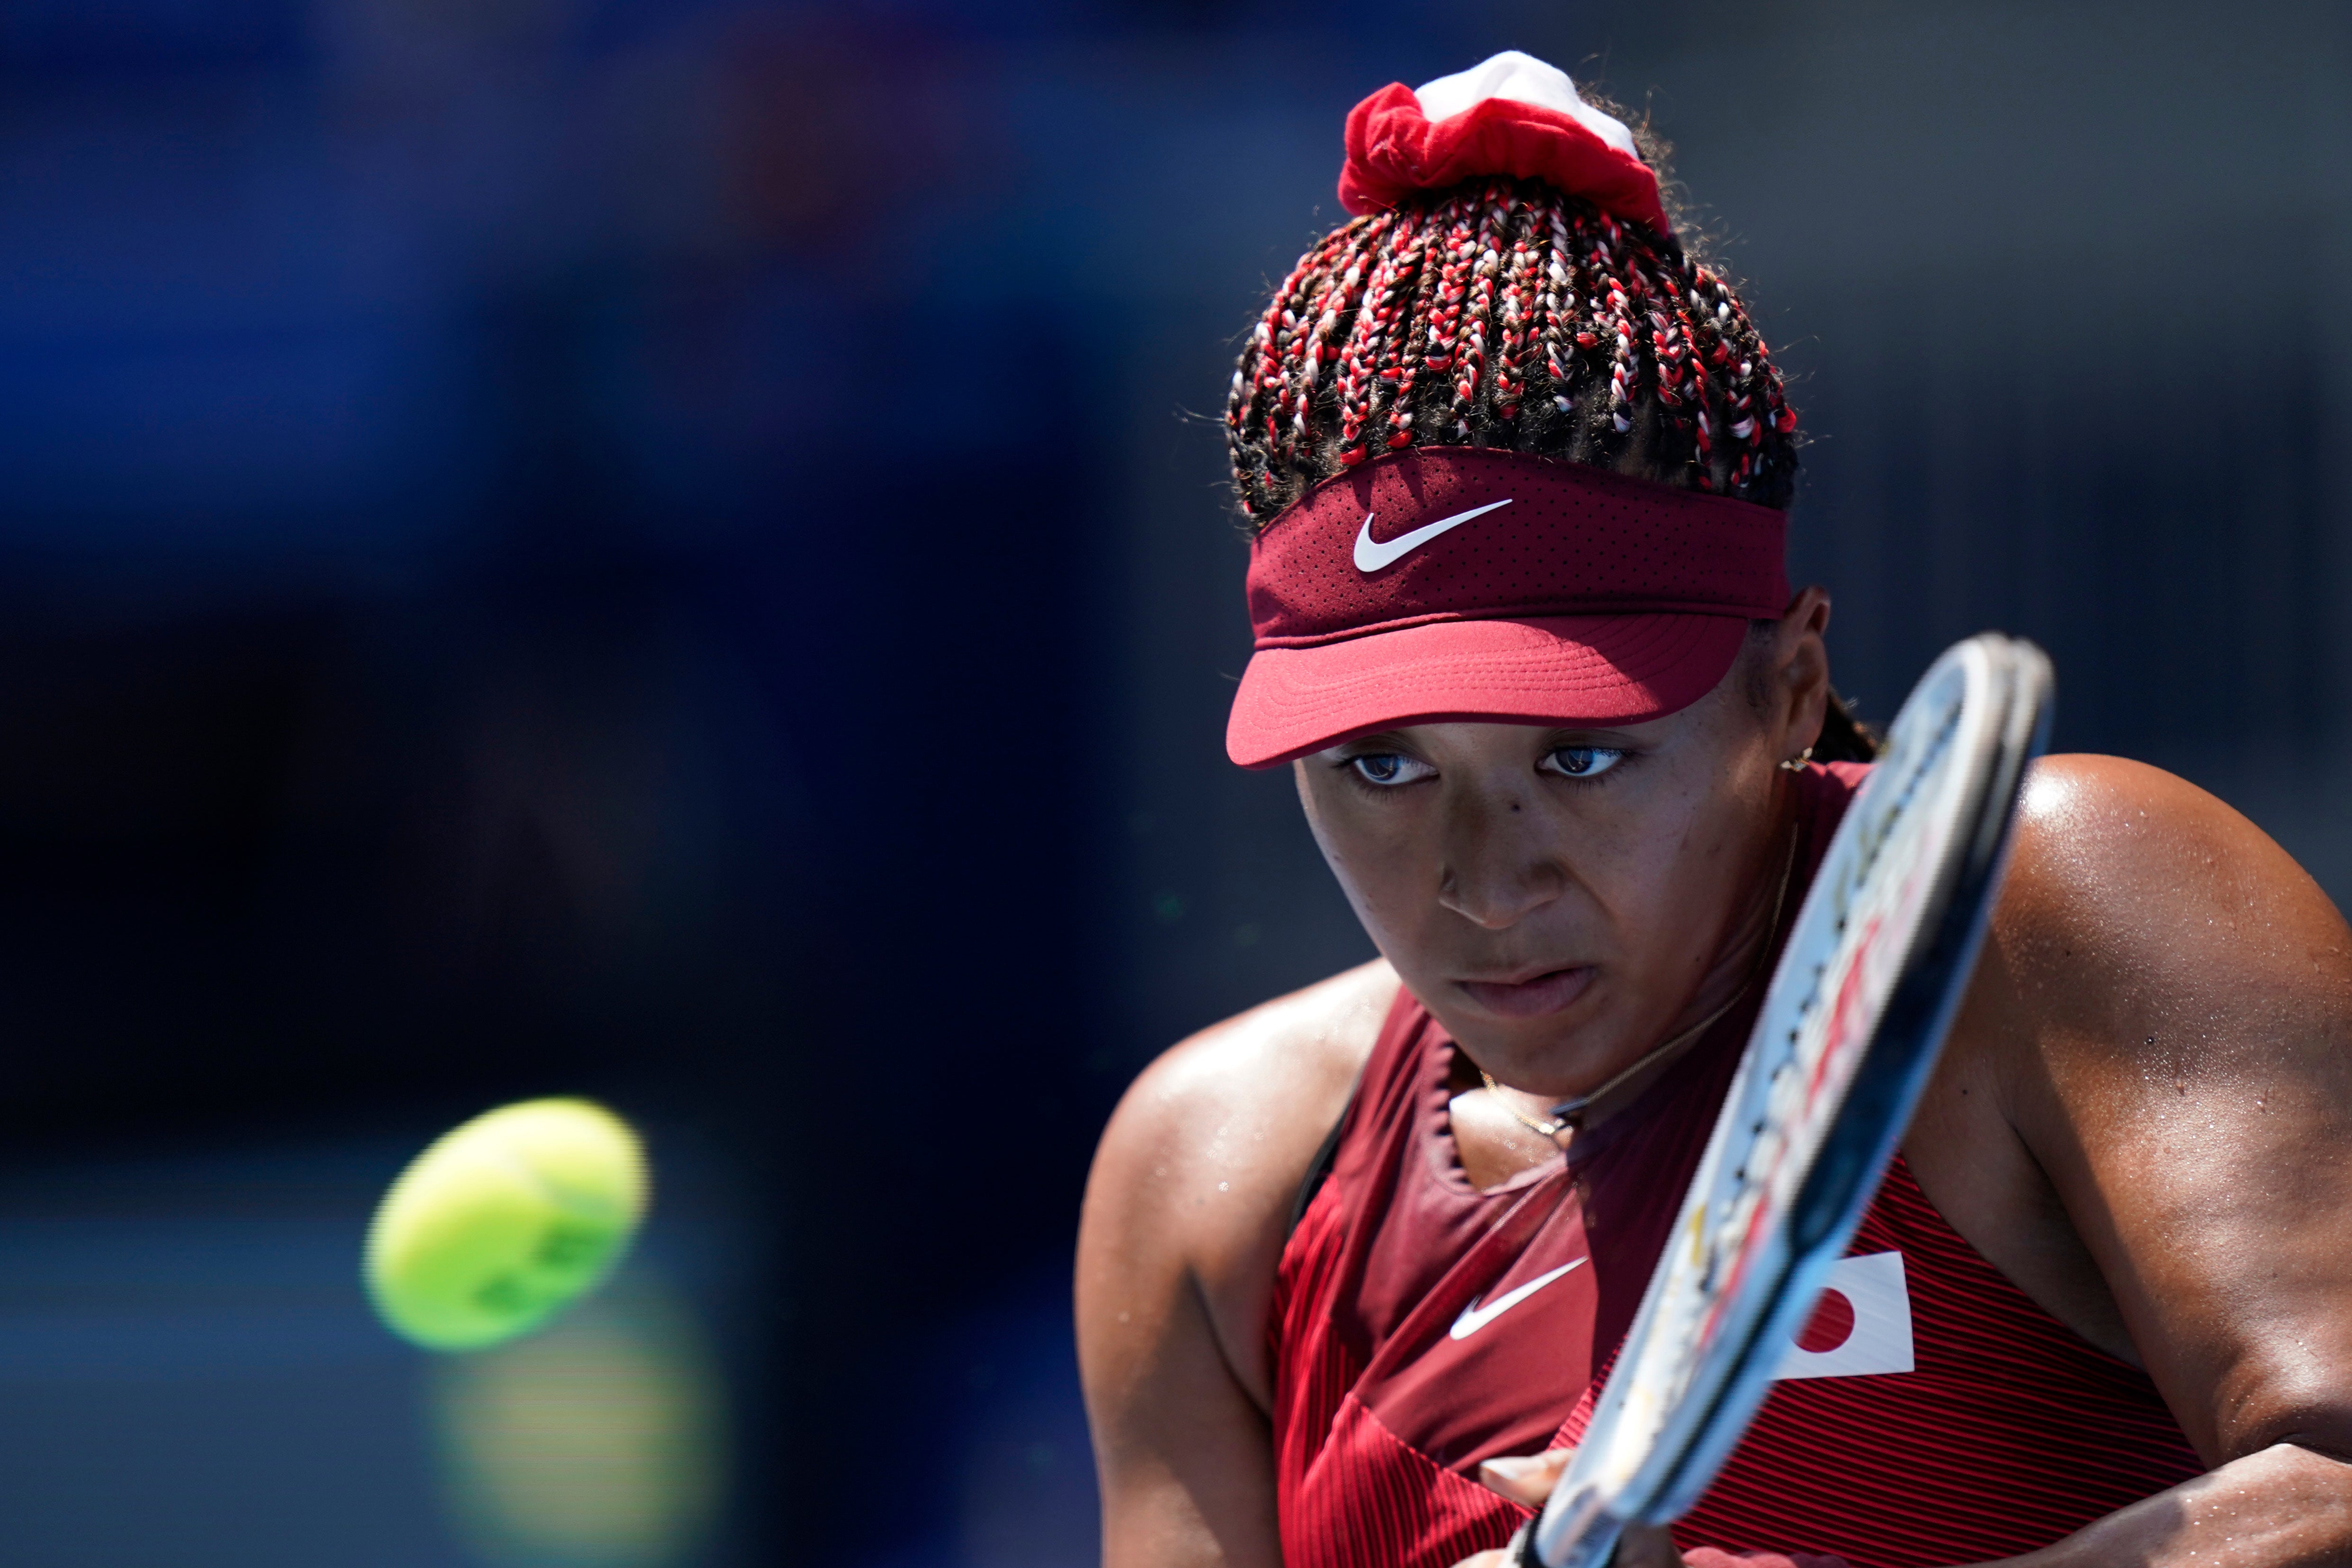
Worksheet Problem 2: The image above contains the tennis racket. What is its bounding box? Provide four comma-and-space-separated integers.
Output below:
1511, 633, 2055, 1568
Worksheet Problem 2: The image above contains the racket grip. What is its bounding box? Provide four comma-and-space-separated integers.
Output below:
1512, 1498, 1624, 1568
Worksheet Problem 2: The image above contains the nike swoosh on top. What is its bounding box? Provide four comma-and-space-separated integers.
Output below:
1352, 498, 1513, 572
1448, 1256, 1586, 1341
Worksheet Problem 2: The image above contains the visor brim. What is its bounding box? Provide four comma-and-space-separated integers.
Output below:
1225, 613, 1750, 768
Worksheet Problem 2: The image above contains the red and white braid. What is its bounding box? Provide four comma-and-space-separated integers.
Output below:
1668, 290, 1714, 488
1288, 248, 1372, 447
1263, 230, 1351, 453
1227, 241, 1332, 511
1537, 205, 1584, 420
1492, 193, 1546, 423
1417, 189, 1481, 420
1442, 185, 1509, 437
1588, 216, 1642, 437
1336, 213, 1402, 465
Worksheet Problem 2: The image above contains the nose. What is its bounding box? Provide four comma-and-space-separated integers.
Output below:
1435, 786, 1567, 930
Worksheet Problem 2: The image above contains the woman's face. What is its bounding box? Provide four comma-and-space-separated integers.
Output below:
1292, 594, 1831, 1099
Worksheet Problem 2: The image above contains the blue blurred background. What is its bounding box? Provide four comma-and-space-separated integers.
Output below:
0, 0, 2346, 1563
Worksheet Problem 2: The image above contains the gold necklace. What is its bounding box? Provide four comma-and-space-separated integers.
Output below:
1478, 820, 1801, 1141
1478, 1067, 1573, 1140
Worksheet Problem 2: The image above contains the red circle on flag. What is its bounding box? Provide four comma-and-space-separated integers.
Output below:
1797, 1288, 1856, 1354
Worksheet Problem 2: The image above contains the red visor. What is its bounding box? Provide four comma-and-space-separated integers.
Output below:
1227, 449, 1789, 767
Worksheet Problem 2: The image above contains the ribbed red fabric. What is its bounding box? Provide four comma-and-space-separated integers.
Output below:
1269, 765, 2204, 1568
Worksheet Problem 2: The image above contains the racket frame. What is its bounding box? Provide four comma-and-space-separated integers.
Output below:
1513, 634, 2055, 1568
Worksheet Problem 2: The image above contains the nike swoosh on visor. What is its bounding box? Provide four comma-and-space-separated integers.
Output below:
1352, 497, 1513, 572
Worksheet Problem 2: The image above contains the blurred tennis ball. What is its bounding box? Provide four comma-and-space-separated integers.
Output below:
367, 1097, 650, 1353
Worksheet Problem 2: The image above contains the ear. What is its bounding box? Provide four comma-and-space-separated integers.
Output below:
1764, 586, 1833, 762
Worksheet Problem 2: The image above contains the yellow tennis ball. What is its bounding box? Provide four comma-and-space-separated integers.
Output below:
366, 1097, 650, 1352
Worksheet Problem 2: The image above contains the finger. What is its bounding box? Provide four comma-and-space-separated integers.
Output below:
1613, 1523, 1685, 1568
1448, 1554, 1511, 1568
1474, 1447, 1572, 1508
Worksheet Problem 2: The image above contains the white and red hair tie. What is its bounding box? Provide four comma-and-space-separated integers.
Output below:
1338, 50, 1669, 236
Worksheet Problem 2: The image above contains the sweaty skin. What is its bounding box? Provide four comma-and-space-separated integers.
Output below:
1076, 591, 2352, 1568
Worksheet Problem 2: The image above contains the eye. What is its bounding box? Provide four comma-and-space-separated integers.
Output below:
1348, 752, 1435, 787
1543, 746, 1625, 780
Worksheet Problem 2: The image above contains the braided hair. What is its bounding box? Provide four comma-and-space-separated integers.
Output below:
1223, 122, 1878, 761
1226, 176, 1796, 524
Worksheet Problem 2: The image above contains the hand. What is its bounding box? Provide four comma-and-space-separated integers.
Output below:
1445, 1449, 1683, 1568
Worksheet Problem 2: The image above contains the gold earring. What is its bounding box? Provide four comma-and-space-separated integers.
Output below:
1779, 745, 1814, 772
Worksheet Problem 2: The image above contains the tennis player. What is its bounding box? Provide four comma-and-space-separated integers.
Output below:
1075, 51, 2352, 1568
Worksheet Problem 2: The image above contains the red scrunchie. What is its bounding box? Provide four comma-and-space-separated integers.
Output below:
1338, 82, 1671, 237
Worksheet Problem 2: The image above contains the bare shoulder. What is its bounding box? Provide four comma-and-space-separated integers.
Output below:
1078, 959, 1398, 1412
1913, 754, 2352, 1370
1100, 957, 1398, 1190
2010, 751, 2313, 899
1932, 761, 2352, 1460
1994, 753, 2352, 1019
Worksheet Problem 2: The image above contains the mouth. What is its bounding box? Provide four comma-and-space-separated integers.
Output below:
1455, 965, 1595, 1020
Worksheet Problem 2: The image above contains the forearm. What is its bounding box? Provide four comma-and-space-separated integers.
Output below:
1992, 1444, 2352, 1568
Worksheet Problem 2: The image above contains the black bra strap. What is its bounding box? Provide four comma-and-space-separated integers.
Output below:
1285, 1089, 1356, 1240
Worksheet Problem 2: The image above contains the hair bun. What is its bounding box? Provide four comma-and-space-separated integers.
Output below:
1338, 51, 1669, 236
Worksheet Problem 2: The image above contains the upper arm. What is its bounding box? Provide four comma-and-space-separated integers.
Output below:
1992, 756, 2352, 1463
1076, 962, 1395, 1568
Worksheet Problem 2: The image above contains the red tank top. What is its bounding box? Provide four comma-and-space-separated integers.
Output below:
1269, 763, 2202, 1568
